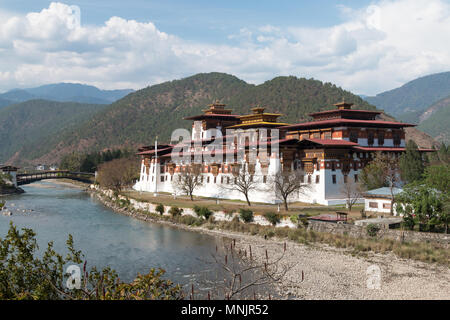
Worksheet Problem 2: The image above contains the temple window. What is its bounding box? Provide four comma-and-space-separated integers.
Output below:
315, 175, 320, 184
349, 131, 358, 143
378, 131, 385, 145
263, 175, 267, 183
343, 175, 348, 183
354, 174, 358, 182
393, 132, 401, 146
207, 176, 210, 183
368, 132, 374, 146
307, 175, 312, 184
331, 162, 336, 171
332, 175, 336, 184
324, 132, 331, 139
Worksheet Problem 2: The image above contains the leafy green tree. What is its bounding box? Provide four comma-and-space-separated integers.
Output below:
0, 222, 183, 300
60, 152, 83, 172
396, 183, 447, 233
399, 140, 425, 183
360, 160, 388, 190
239, 209, 254, 223
423, 164, 450, 193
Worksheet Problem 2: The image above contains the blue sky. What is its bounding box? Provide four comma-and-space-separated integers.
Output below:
0, 0, 449, 95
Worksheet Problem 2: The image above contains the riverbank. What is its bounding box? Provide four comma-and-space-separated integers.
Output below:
0, 186, 24, 196
90, 186, 449, 300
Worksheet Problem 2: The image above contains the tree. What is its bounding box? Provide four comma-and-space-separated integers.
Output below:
339, 179, 363, 212
208, 239, 296, 299
271, 170, 310, 211
97, 157, 140, 192
360, 152, 400, 215
423, 164, 450, 194
0, 222, 183, 300
396, 183, 447, 233
360, 160, 387, 190
399, 140, 425, 184
60, 152, 83, 172
172, 165, 203, 201
221, 164, 258, 206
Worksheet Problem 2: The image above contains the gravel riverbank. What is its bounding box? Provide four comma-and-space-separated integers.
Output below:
91, 188, 449, 300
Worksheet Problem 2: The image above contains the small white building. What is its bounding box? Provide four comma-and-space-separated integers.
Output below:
363, 187, 403, 216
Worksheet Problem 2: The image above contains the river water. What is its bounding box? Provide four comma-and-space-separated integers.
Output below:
0, 181, 226, 295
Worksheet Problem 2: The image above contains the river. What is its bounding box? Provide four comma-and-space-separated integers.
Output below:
0, 181, 226, 296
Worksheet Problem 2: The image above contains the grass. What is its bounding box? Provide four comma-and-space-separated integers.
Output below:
210, 220, 449, 266
122, 190, 372, 219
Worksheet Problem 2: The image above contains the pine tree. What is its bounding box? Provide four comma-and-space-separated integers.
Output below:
399, 140, 424, 184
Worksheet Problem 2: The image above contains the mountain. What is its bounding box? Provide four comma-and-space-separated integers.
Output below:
364, 71, 450, 116
0, 83, 134, 106
0, 100, 109, 164
0, 98, 13, 110
417, 97, 450, 144
2, 72, 436, 166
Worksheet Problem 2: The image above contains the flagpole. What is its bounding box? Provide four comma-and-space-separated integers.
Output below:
154, 135, 158, 197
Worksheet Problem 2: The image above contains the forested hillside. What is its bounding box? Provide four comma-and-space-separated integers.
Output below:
18, 73, 375, 164
365, 71, 450, 116
0, 100, 108, 164
2, 72, 438, 165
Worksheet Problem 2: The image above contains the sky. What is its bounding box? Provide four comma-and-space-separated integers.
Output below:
0, 0, 449, 95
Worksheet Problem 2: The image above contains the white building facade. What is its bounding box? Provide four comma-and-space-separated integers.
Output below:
134, 101, 419, 205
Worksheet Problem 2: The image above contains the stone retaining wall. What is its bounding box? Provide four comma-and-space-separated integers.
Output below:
307, 220, 449, 247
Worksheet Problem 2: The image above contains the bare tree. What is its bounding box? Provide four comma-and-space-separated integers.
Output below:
202, 239, 298, 300
97, 157, 139, 192
339, 178, 363, 212
373, 152, 400, 215
172, 165, 203, 201
221, 164, 258, 206
271, 170, 310, 211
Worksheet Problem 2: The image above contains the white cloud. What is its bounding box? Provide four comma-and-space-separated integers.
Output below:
0, 0, 449, 95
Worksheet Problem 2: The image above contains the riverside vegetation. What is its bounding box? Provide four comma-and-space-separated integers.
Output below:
95, 189, 449, 267
0, 222, 183, 300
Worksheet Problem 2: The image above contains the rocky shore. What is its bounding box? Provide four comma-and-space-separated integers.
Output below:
0, 186, 24, 196
91, 188, 450, 300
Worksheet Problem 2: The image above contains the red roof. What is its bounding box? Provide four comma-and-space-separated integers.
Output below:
309, 109, 381, 116
281, 118, 415, 130
137, 147, 174, 155
184, 114, 241, 120
353, 146, 406, 152
303, 138, 359, 146
162, 149, 238, 158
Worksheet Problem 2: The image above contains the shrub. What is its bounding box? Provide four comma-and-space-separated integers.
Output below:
193, 205, 213, 220
264, 212, 281, 226
155, 203, 165, 215
290, 214, 298, 225
239, 209, 254, 223
169, 206, 183, 217
366, 223, 380, 237
300, 217, 309, 228
178, 215, 200, 226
